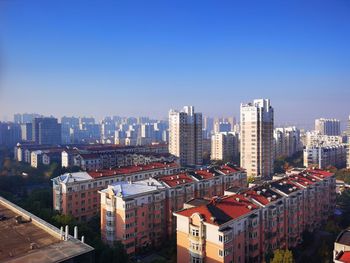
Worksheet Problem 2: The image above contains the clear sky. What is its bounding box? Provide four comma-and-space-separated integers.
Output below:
0, 0, 349, 127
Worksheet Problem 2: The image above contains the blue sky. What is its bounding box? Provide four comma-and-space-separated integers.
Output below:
0, 0, 349, 127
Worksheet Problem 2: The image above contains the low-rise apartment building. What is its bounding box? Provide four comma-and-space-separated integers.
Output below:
99, 164, 247, 255
52, 162, 180, 221
174, 168, 335, 263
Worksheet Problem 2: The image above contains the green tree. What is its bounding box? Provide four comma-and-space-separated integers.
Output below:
247, 176, 255, 184
271, 249, 294, 263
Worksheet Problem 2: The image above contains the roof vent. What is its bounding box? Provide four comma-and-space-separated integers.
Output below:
30, 243, 38, 250
293, 186, 297, 190
177, 175, 179, 179
235, 197, 240, 202
257, 191, 261, 195
267, 197, 272, 202
210, 216, 216, 222
272, 195, 277, 199
177, 181, 180, 184
289, 188, 293, 192
170, 177, 174, 180
262, 189, 267, 193
248, 205, 252, 210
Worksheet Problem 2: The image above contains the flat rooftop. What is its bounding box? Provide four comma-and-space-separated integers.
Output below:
0, 197, 94, 263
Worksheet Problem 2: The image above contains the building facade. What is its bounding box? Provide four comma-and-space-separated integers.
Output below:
303, 144, 347, 169
174, 168, 336, 263
52, 162, 181, 221
99, 164, 247, 255
32, 117, 62, 145
211, 132, 239, 162
240, 99, 274, 179
315, 118, 341, 136
273, 127, 301, 159
169, 106, 203, 166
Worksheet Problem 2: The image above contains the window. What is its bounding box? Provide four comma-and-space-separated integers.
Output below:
191, 256, 202, 263
191, 228, 199, 237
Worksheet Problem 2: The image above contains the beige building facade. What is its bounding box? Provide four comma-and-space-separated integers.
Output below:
240, 99, 274, 179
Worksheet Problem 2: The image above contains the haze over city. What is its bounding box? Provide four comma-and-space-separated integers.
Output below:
1, 1, 350, 127
1, 2, 350, 263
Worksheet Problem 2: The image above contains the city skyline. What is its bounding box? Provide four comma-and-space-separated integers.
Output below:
1, 1, 349, 125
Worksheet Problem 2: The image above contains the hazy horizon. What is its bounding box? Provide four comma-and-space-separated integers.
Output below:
1, 1, 349, 128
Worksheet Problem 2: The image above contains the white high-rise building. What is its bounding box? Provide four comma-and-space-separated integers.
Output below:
315, 118, 340, 136
240, 99, 274, 179
168, 106, 203, 166
274, 127, 301, 158
211, 132, 239, 162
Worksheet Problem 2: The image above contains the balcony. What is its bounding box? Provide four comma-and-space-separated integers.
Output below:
106, 225, 115, 232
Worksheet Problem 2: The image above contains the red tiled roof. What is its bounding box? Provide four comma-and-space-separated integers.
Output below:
157, 173, 194, 187
338, 251, 350, 263
306, 169, 334, 178
243, 190, 270, 205
192, 170, 216, 180
218, 165, 241, 174
88, 162, 178, 179
176, 194, 258, 225
289, 174, 320, 187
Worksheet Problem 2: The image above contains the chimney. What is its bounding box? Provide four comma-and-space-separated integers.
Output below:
60, 226, 64, 240
74, 226, 78, 239
65, 225, 69, 240
81, 236, 85, 243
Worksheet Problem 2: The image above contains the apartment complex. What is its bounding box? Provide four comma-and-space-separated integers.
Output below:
174, 168, 335, 263
15, 142, 171, 170
211, 132, 239, 162
30, 149, 62, 168
99, 164, 247, 255
52, 162, 180, 221
32, 117, 62, 145
0, 197, 94, 263
304, 131, 343, 147
0, 122, 21, 148
304, 144, 347, 169
273, 127, 301, 159
315, 118, 341, 136
240, 99, 274, 179
20, 122, 33, 141
169, 106, 203, 166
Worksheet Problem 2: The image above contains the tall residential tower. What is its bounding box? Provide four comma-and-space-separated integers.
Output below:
240, 99, 274, 179
169, 106, 203, 166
